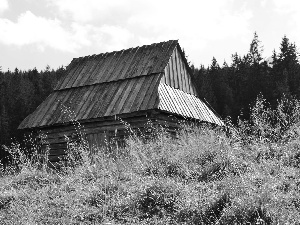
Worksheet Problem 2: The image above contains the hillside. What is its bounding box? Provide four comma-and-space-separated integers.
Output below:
1, 96, 300, 224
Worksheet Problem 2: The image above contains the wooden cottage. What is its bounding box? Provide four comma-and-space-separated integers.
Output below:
18, 40, 223, 162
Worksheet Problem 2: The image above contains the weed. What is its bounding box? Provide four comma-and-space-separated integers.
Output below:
0, 195, 14, 210
2, 96, 300, 223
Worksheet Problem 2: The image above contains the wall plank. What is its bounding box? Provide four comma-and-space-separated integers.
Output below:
162, 46, 197, 96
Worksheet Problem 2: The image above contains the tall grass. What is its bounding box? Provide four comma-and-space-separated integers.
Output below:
1, 96, 300, 224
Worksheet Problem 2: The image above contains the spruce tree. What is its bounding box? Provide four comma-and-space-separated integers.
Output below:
249, 31, 263, 65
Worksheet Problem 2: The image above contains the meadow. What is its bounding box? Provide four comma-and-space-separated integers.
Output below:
1, 96, 300, 224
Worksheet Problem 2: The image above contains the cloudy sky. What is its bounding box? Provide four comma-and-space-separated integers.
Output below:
0, 0, 299, 71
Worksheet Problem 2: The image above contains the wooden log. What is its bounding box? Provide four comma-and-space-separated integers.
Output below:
49, 149, 66, 156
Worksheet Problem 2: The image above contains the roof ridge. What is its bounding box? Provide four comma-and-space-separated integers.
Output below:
72, 40, 178, 61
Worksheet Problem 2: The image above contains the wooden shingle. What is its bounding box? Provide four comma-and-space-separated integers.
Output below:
19, 40, 224, 130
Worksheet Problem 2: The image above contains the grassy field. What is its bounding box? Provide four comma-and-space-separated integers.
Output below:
1, 97, 300, 224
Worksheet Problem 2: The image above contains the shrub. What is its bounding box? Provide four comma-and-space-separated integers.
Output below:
135, 179, 182, 219
0, 195, 14, 210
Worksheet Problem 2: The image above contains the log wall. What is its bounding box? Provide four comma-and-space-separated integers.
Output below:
38, 110, 182, 165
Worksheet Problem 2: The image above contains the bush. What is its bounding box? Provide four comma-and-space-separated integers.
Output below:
0, 195, 14, 210
136, 179, 181, 219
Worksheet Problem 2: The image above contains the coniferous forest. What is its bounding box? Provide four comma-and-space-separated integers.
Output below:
0, 66, 66, 162
1, 33, 300, 162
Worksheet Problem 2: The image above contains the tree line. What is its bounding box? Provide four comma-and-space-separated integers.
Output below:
0, 66, 66, 162
191, 32, 300, 122
0, 32, 300, 162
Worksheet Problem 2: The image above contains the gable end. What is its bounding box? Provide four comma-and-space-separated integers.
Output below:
160, 45, 197, 96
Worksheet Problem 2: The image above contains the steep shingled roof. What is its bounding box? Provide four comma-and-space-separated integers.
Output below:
19, 74, 162, 129
55, 40, 178, 90
19, 40, 223, 129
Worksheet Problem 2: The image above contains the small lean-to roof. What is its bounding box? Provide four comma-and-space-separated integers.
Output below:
18, 40, 223, 129
158, 84, 224, 126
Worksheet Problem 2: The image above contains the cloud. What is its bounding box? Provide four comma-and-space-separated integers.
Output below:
0, 10, 135, 54
92, 25, 134, 51
121, 0, 251, 64
0, 11, 90, 52
272, 0, 300, 14
0, 0, 8, 13
127, 0, 252, 38
272, 0, 300, 42
47, 0, 253, 65
47, 0, 132, 24
49, 0, 252, 39
72, 23, 134, 52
